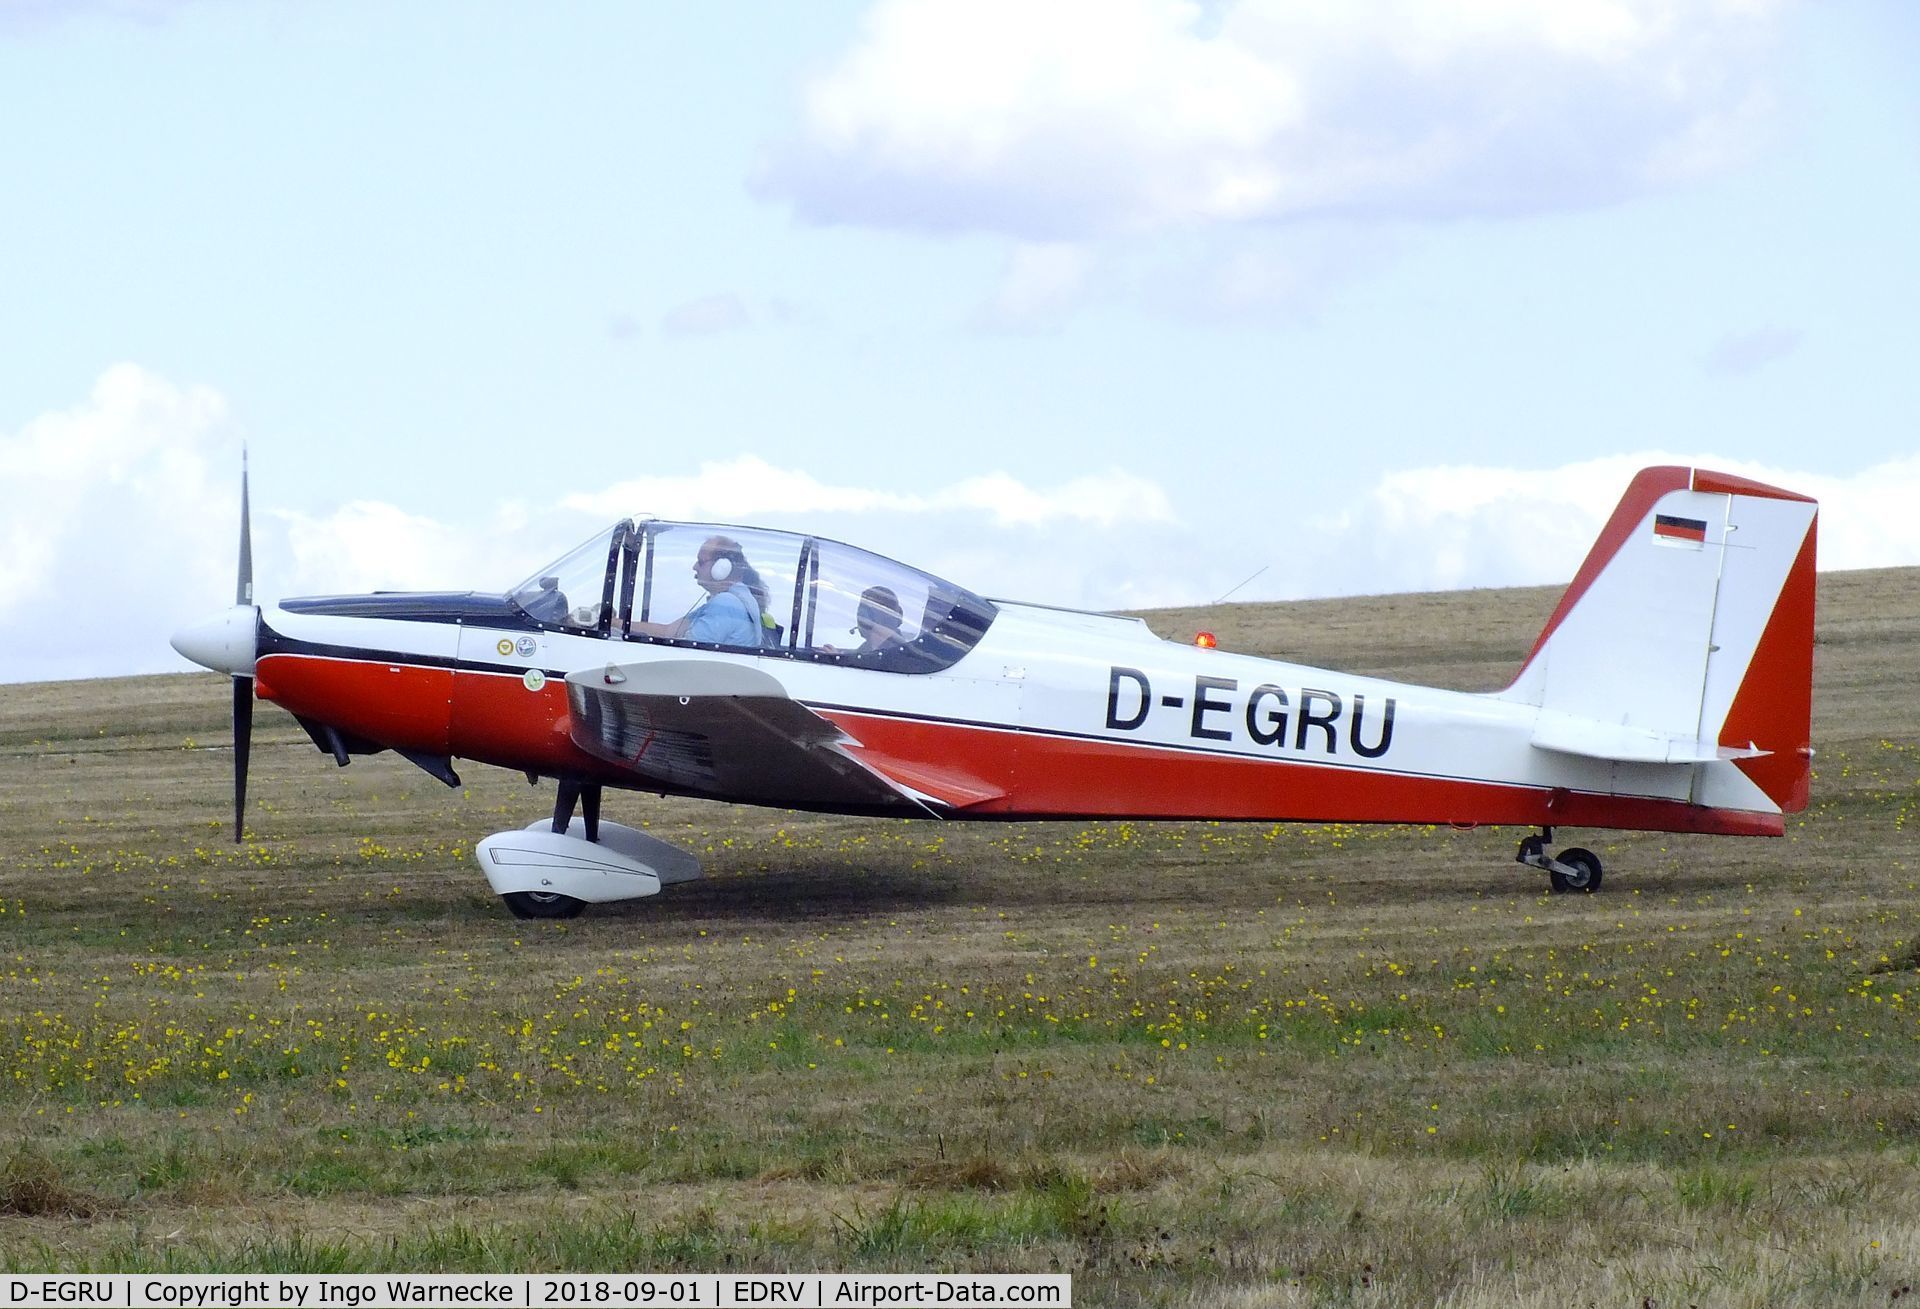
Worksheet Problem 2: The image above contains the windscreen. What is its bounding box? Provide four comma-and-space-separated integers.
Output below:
507, 522, 628, 632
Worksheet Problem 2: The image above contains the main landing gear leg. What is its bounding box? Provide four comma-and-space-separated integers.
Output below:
1515, 827, 1604, 894
552, 778, 603, 843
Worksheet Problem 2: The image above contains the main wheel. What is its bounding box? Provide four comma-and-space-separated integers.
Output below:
502, 890, 586, 920
1548, 847, 1603, 894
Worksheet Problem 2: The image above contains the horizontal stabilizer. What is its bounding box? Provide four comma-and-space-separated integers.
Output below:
1530, 711, 1770, 765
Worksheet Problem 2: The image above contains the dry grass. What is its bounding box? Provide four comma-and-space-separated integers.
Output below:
1, 1148, 106, 1219
1, 567, 1917, 1306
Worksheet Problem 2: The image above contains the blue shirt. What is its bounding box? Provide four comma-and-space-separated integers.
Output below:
684, 583, 762, 647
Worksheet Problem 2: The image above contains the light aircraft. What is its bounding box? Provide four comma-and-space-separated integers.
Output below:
171, 464, 1816, 919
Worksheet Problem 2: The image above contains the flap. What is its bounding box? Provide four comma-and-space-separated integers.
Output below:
848, 751, 1008, 809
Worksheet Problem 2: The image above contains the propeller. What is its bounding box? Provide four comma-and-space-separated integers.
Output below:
170, 449, 265, 842
233, 448, 254, 842
237, 446, 253, 607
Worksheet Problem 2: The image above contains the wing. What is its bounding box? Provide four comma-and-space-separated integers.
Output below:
564, 660, 944, 811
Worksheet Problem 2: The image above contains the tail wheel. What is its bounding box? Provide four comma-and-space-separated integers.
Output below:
502, 890, 586, 920
1549, 847, 1603, 894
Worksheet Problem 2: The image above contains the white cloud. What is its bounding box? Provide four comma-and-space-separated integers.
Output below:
561, 457, 1192, 615
0, 365, 235, 680
1302, 451, 1920, 600
9, 370, 1914, 684
257, 450, 1920, 624
278, 501, 477, 595
0, 376, 1187, 682
270, 498, 611, 601
562, 454, 1177, 529
759, 0, 1787, 238
0, 368, 604, 682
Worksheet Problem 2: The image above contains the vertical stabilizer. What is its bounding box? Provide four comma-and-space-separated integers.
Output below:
1502, 467, 1817, 811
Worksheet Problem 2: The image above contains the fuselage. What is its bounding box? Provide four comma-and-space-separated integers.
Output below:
250, 593, 1782, 837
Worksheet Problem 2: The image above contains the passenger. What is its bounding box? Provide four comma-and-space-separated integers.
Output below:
850, 586, 906, 651
629, 535, 769, 647
823, 586, 906, 656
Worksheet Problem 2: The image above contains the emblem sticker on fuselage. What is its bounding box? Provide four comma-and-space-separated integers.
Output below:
496, 638, 514, 657
522, 669, 547, 692
515, 636, 537, 658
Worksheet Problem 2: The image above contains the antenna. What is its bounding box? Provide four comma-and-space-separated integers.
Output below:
1212, 564, 1267, 606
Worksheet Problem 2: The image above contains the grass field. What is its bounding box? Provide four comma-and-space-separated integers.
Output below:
2, 567, 1918, 1306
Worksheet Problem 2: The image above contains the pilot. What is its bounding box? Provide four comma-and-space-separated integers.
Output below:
629, 535, 769, 647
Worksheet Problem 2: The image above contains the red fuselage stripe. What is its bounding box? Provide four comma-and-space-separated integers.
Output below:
817, 707, 1781, 835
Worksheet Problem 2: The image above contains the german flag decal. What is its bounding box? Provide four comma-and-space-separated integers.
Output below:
1653, 513, 1709, 545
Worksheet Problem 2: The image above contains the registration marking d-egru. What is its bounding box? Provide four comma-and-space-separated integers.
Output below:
1106, 666, 1395, 759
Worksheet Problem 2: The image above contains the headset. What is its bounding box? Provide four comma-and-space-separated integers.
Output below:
707, 555, 733, 581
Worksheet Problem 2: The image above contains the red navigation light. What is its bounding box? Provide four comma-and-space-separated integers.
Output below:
1194, 631, 1217, 649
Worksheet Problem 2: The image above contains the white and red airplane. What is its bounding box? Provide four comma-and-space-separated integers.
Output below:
171, 464, 1816, 919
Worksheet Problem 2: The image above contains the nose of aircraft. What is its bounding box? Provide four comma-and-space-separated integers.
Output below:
170, 604, 260, 676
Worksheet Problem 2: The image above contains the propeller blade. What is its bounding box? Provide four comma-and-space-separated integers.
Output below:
236, 446, 253, 607
233, 675, 253, 842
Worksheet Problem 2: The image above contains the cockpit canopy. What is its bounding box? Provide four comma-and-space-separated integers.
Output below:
508, 521, 997, 674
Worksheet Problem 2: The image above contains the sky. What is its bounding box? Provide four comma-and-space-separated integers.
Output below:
2, 0, 1916, 682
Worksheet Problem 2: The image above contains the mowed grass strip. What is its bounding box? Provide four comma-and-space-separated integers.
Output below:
2, 567, 1917, 1306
